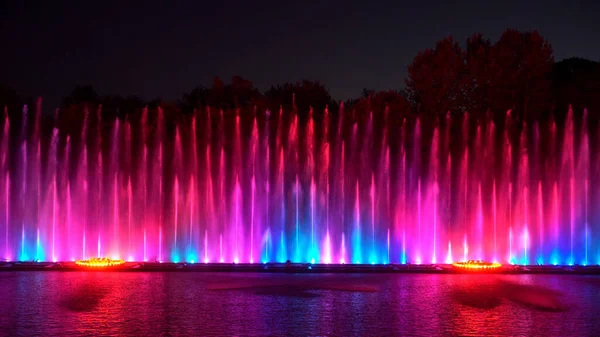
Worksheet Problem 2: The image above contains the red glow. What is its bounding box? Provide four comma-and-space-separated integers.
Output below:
75, 257, 125, 267
452, 260, 502, 270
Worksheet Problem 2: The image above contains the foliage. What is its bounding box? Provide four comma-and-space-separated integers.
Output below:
264, 80, 337, 116
552, 58, 600, 118
2, 29, 599, 125
406, 37, 469, 117
405, 30, 555, 121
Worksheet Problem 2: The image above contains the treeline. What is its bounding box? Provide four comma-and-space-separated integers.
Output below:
2, 29, 600, 124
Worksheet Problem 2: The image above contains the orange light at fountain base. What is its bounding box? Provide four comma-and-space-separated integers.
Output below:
452, 260, 502, 270
75, 257, 125, 267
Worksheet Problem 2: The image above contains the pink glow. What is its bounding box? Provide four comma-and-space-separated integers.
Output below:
0, 103, 595, 266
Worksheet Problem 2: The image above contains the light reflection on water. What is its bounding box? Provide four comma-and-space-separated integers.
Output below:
0, 272, 598, 336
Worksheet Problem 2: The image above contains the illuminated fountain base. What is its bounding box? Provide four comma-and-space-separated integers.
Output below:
0, 260, 599, 274
452, 260, 502, 270
75, 258, 126, 268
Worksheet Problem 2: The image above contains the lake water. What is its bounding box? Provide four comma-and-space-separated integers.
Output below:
0, 272, 599, 336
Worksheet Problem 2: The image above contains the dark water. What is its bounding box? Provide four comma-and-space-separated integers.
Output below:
0, 272, 599, 336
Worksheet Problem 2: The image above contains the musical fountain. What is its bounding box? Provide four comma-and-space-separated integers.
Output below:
0, 99, 598, 272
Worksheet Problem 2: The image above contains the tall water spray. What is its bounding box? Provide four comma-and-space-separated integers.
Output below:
0, 102, 597, 265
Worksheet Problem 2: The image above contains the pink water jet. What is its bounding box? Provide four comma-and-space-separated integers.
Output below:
0, 102, 596, 265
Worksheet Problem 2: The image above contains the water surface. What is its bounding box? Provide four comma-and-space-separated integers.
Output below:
0, 272, 598, 336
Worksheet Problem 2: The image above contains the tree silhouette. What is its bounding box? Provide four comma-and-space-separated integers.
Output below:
180, 76, 261, 113
99, 95, 146, 117
343, 88, 375, 109
552, 58, 600, 118
406, 30, 554, 122
465, 34, 493, 115
488, 29, 554, 120
180, 85, 210, 113
15, 29, 599, 126
230, 76, 261, 108
405, 36, 469, 117
0, 84, 22, 112
62, 85, 99, 105
351, 90, 410, 117
264, 80, 337, 116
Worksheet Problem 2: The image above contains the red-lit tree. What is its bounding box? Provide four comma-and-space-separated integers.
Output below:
264, 80, 337, 116
465, 34, 493, 115
552, 57, 600, 118
487, 29, 554, 120
406, 30, 554, 121
405, 37, 470, 117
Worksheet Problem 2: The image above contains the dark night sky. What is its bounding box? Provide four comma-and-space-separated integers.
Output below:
1, 0, 599, 109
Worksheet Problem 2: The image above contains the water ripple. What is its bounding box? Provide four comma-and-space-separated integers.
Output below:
0, 272, 598, 336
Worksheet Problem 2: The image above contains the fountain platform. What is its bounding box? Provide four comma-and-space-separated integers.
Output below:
1, 261, 600, 274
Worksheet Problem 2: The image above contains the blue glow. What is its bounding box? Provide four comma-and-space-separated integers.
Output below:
368, 251, 377, 266
35, 236, 43, 262
186, 253, 197, 264
19, 243, 29, 262
3, 103, 600, 267
276, 229, 287, 263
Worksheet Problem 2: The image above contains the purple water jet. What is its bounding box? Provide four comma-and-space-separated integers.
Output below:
0, 102, 597, 265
